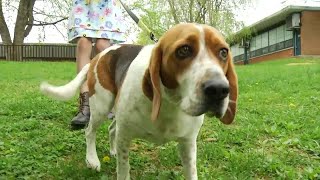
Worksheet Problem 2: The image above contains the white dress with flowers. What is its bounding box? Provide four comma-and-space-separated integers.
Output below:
68, 0, 126, 43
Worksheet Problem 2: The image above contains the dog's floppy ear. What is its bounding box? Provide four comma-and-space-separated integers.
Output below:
148, 45, 163, 122
220, 58, 238, 124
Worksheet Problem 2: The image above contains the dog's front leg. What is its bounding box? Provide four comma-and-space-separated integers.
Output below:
116, 135, 131, 180
178, 138, 198, 180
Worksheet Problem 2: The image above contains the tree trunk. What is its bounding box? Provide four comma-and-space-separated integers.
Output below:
0, 0, 69, 60
0, 0, 12, 45
14, 0, 36, 45
188, 0, 194, 22
168, 0, 180, 24
11, 0, 36, 61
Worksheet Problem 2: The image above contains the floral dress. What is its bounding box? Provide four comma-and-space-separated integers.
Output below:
68, 0, 126, 43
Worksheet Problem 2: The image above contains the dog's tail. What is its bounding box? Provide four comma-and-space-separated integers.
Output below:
40, 63, 90, 101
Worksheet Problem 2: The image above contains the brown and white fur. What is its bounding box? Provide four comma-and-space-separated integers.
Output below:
40, 23, 238, 180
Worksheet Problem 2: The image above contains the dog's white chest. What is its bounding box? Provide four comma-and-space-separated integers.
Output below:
147, 109, 204, 144
116, 90, 204, 144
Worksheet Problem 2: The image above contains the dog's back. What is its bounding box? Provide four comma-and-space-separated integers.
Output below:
40, 44, 144, 101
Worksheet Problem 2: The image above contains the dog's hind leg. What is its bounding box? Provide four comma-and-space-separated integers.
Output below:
85, 92, 114, 172
108, 119, 117, 156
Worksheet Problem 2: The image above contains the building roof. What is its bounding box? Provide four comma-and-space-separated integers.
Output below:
228, 5, 320, 44
249, 5, 320, 33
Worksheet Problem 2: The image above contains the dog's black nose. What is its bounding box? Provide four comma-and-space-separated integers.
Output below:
203, 80, 229, 100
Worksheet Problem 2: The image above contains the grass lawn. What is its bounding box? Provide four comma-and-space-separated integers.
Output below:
0, 58, 319, 179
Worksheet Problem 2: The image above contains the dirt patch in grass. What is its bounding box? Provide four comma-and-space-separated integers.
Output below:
286, 62, 315, 66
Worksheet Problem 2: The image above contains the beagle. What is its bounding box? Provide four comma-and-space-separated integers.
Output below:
40, 23, 238, 180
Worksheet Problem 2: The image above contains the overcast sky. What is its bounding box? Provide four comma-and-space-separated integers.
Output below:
1, 0, 320, 43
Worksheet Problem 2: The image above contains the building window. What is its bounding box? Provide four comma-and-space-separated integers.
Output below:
231, 43, 244, 62
261, 32, 268, 47
285, 29, 293, 40
250, 36, 256, 51
276, 25, 285, 43
269, 28, 277, 45
256, 34, 262, 50
232, 23, 294, 62
261, 32, 269, 54
284, 30, 293, 48
231, 46, 235, 56
250, 24, 293, 59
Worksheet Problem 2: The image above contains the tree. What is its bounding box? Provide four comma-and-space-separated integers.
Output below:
0, 0, 70, 60
132, 0, 252, 45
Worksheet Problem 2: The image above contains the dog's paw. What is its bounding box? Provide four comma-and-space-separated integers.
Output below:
86, 156, 101, 172
110, 148, 117, 157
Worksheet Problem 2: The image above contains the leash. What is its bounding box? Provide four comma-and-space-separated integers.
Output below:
118, 0, 158, 43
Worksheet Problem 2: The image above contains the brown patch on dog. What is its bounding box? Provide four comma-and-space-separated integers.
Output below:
96, 54, 117, 94
87, 57, 98, 97
89, 45, 144, 104
203, 25, 230, 70
159, 24, 201, 89
148, 45, 162, 121
143, 24, 202, 92
220, 58, 238, 124
108, 45, 143, 89
142, 70, 153, 101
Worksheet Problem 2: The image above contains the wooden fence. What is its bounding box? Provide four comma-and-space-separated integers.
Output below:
0, 43, 95, 61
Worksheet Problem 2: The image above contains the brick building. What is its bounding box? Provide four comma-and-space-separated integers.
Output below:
230, 5, 320, 64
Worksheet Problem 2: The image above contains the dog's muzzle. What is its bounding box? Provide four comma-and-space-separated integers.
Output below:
202, 79, 229, 117
180, 79, 230, 118
203, 79, 229, 101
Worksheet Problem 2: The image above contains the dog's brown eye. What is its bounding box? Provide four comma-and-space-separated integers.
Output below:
219, 48, 228, 61
176, 45, 193, 59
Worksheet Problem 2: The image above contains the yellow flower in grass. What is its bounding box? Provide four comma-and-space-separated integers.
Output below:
102, 155, 111, 163
289, 103, 296, 108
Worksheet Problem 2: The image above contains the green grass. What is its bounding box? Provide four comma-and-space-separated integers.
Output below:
0, 58, 319, 179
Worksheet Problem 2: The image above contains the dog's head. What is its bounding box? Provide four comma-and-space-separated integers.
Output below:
144, 23, 238, 124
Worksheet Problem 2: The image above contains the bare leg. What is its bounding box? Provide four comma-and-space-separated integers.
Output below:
95, 38, 111, 54
70, 37, 93, 129
76, 37, 92, 93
